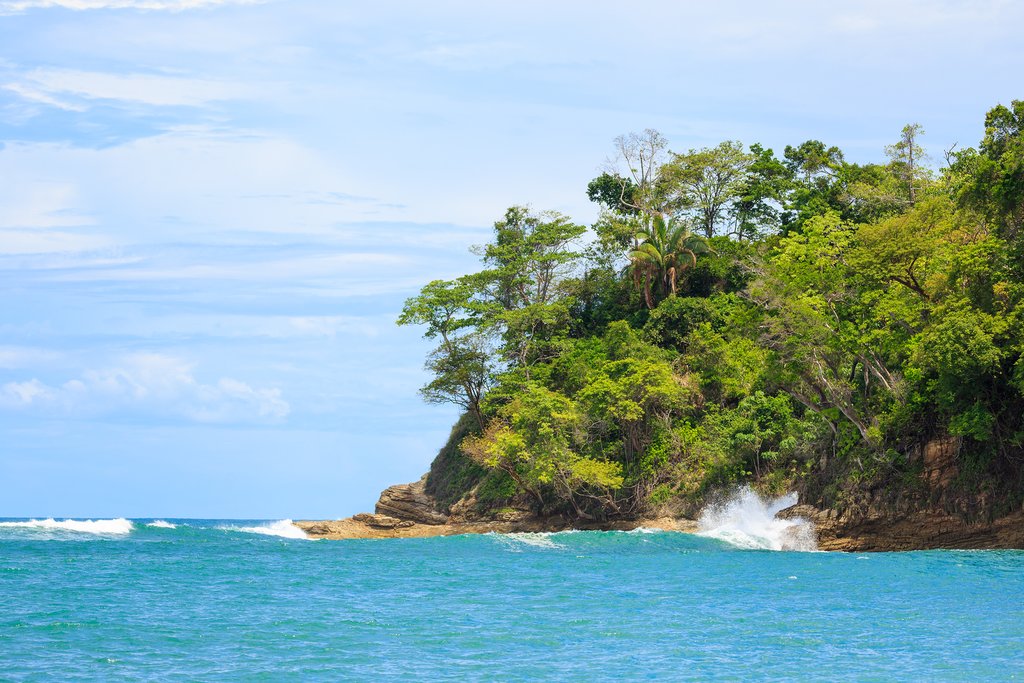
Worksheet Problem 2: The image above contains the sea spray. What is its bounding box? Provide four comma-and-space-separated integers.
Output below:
0, 518, 134, 535
697, 487, 817, 551
220, 520, 309, 540
146, 520, 177, 529
494, 531, 568, 551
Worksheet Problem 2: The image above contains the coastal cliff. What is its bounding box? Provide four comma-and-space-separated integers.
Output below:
302, 103, 1024, 550
298, 432, 1024, 550
296, 474, 697, 540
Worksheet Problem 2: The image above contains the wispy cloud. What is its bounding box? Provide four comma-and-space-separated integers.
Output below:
0, 352, 289, 422
0, 346, 62, 369
7, 68, 254, 108
1, 0, 266, 12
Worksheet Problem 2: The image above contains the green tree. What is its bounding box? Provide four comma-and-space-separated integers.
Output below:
462, 383, 624, 518
398, 278, 492, 428
884, 123, 931, 205
477, 206, 586, 373
628, 214, 712, 309
665, 140, 755, 238
729, 143, 792, 240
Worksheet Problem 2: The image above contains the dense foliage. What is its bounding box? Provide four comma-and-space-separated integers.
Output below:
401, 102, 1024, 520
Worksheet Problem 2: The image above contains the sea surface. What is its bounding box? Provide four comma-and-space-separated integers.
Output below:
1, 510, 1023, 681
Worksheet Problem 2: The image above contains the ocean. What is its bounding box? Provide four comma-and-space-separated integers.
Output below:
1, 513, 1022, 681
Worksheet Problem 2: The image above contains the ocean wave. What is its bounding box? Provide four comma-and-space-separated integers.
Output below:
493, 532, 566, 550
220, 520, 308, 540
146, 520, 177, 529
0, 518, 134, 535
696, 487, 817, 551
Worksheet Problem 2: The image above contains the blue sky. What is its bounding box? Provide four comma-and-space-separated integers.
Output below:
1, 0, 1022, 518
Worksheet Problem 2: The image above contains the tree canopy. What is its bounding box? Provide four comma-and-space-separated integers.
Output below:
401, 101, 1024, 521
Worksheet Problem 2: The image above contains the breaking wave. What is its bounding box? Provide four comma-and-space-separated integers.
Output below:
493, 531, 579, 551
697, 487, 817, 551
220, 520, 308, 540
146, 520, 177, 529
0, 518, 134, 535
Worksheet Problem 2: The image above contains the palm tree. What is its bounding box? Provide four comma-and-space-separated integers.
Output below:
629, 214, 712, 309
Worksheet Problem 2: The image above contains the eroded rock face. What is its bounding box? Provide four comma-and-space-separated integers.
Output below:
375, 476, 449, 525
351, 513, 415, 529
779, 502, 1024, 551
921, 436, 961, 489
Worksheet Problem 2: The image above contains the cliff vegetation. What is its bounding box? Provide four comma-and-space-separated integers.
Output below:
398, 102, 1024, 526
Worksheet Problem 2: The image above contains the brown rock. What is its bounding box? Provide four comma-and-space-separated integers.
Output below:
375, 475, 449, 525
921, 436, 961, 489
779, 502, 1024, 551
351, 513, 415, 529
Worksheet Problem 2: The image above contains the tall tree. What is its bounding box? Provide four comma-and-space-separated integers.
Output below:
729, 143, 792, 240
664, 141, 754, 238
885, 123, 930, 205
398, 278, 492, 428
628, 214, 712, 308
595, 129, 674, 217
950, 100, 1024, 242
477, 207, 586, 372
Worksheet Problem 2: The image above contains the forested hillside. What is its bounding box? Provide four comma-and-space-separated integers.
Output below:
399, 102, 1024, 522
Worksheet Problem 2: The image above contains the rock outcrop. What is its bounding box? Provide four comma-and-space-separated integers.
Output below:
295, 472, 698, 540
374, 475, 449, 525
780, 503, 1024, 551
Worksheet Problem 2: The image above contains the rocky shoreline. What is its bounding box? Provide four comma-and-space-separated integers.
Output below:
294, 514, 697, 540
296, 473, 1024, 551
780, 504, 1024, 552
295, 475, 696, 540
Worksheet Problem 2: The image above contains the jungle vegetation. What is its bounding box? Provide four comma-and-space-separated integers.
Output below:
399, 101, 1024, 521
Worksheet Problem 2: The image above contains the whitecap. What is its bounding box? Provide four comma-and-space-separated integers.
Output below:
696, 487, 817, 551
0, 518, 134, 535
220, 520, 308, 540
495, 532, 564, 550
146, 520, 177, 529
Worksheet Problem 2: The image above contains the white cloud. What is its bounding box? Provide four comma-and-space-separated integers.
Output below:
0, 346, 62, 369
1, 0, 265, 11
0, 352, 289, 422
0, 230, 112, 254
2, 82, 85, 111
1, 378, 54, 404
0, 129, 409, 243
0, 181, 91, 229
10, 68, 254, 107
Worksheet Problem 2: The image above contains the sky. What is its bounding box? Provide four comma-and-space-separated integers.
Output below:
1, 0, 1022, 518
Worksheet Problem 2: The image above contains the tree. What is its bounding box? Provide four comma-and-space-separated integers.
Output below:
729, 143, 792, 240
664, 141, 755, 238
592, 129, 678, 217
398, 278, 492, 428
586, 172, 640, 215
783, 140, 846, 232
951, 100, 1024, 241
461, 383, 624, 518
477, 206, 586, 373
628, 214, 713, 308
885, 123, 930, 205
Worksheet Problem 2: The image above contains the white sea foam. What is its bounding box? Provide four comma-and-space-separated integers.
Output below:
146, 520, 177, 529
495, 532, 565, 550
0, 518, 134, 535
221, 520, 308, 539
697, 487, 817, 551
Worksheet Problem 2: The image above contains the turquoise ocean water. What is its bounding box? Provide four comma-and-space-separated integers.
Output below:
1, 517, 1022, 681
